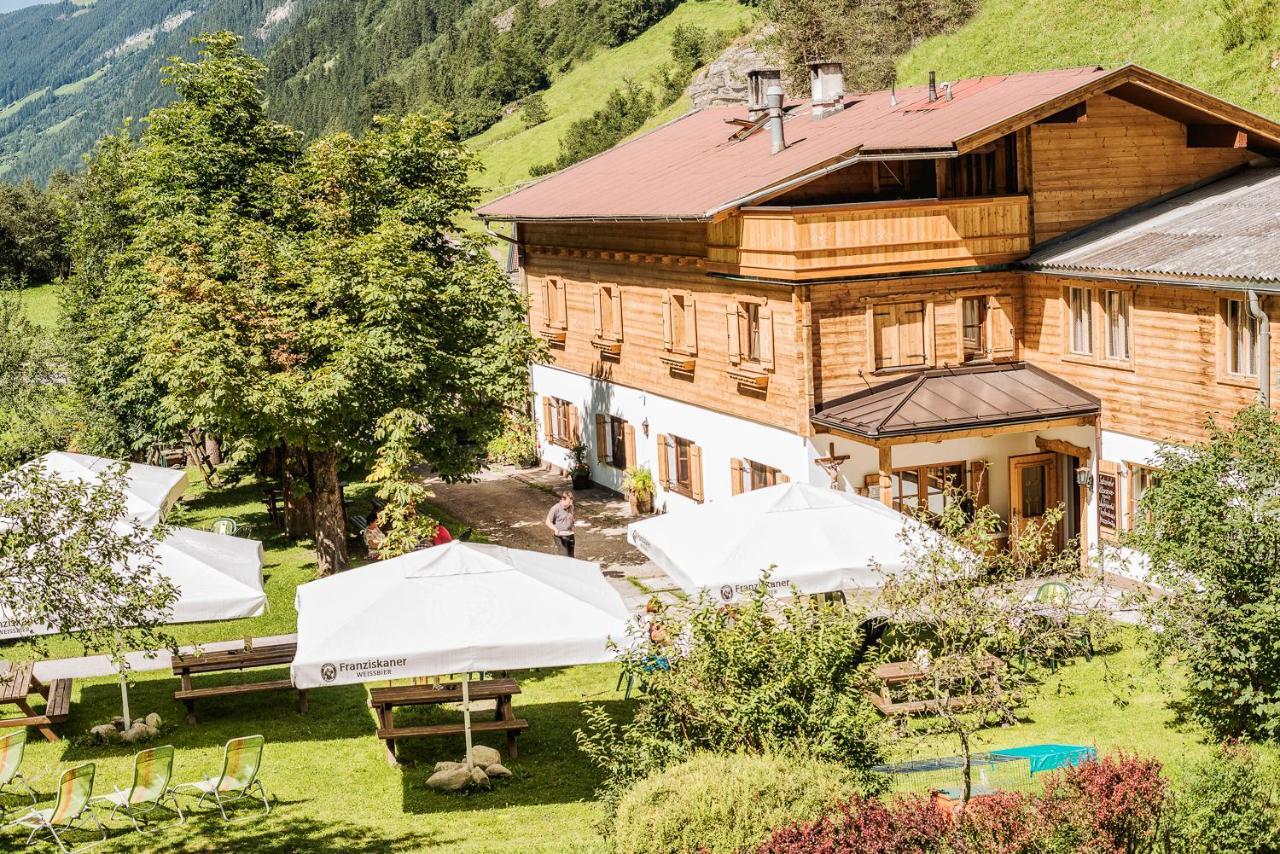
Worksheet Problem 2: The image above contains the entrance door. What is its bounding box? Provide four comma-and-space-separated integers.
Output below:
1009, 452, 1059, 554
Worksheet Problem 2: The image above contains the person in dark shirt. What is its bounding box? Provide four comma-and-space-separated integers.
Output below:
545, 491, 576, 557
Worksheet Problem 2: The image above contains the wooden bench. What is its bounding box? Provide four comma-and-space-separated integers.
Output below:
0, 662, 71, 743
369, 678, 525, 765
867, 656, 1003, 716
172, 643, 306, 724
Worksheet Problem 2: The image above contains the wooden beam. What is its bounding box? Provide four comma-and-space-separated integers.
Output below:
817, 415, 1099, 448
1037, 103, 1087, 124
1035, 435, 1092, 461
877, 445, 893, 507
1187, 124, 1248, 148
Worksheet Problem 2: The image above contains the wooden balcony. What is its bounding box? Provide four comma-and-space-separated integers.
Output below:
706, 195, 1031, 281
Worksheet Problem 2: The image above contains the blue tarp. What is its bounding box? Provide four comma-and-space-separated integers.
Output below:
988, 744, 1096, 775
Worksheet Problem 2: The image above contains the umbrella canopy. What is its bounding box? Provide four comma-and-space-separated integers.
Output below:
627, 481, 939, 601
291, 541, 632, 689
29, 452, 187, 526
0, 526, 266, 641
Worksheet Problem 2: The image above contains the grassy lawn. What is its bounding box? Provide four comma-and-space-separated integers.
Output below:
14, 282, 60, 328
0, 473, 1265, 851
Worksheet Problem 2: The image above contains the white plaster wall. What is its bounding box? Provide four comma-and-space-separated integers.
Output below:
1097, 429, 1166, 582
531, 364, 810, 511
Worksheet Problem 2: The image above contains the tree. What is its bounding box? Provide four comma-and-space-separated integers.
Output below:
521, 92, 549, 129
0, 463, 177, 667
1129, 404, 1280, 739
876, 495, 1109, 802
0, 289, 75, 467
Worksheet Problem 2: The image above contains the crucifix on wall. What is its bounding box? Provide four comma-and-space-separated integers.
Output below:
814, 442, 850, 490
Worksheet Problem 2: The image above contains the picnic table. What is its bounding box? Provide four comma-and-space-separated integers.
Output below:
368, 677, 529, 765
866, 655, 1004, 716
172, 642, 308, 724
0, 660, 72, 742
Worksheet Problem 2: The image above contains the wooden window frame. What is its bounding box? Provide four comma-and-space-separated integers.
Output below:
1217, 296, 1261, 387
1061, 284, 1134, 370
726, 295, 775, 389
1102, 288, 1132, 364
540, 276, 569, 339
867, 297, 934, 374
959, 295, 986, 362
544, 397, 578, 448
1124, 461, 1161, 531
1065, 285, 1093, 358
889, 461, 965, 516
591, 283, 624, 354
659, 434, 704, 502
660, 290, 698, 370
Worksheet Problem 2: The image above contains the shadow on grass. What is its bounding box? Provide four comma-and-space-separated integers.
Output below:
394, 698, 632, 815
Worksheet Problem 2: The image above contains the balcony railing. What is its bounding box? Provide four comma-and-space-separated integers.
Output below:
706, 195, 1031, 281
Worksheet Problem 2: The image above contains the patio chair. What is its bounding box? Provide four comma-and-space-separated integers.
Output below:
5, 763, 106, 853
1021, 582, 1092, 671
174, 735, 269, 820
210, 518, 238, 536
90, 744, 183, 833
0, 728, 36, 807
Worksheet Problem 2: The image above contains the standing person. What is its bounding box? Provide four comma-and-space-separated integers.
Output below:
545, 491, 576, 557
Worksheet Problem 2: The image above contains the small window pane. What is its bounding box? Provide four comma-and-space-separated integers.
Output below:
674, 437, 691, 488
962, 297, 984, 359
1227, 299, 1259, 377
1069, 288, 1091, 355
1020, 465, 1046, 517
1105, 290, 1130, 360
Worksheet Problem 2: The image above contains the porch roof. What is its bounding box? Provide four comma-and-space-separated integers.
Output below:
812, 363, 1100, 442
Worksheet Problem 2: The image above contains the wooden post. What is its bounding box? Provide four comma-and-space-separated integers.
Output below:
878, 445, 893, 508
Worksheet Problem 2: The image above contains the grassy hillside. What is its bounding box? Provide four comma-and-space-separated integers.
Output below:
471, 0, 755, 200
897, 0, 1280, 119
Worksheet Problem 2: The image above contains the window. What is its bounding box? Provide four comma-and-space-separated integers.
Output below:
1126, 463, 1161, 530
662, 291, 697, 357
657, 434, 703, 501
593, 283, 623, 345
890, 462, 964, 516
543, 397, 577, 447
543, 277, 568, 331
610, 418, 627, 469
1103, 289, 1131, 361
1225, 298, 1260, 378
730, 458, 784, 494
872, 301, 927, 371
594, 414, 633, 469
749, 460, 779, 491
961, 296, 985, 360
1068, 287, 1092, 356
727, 298, 775, 375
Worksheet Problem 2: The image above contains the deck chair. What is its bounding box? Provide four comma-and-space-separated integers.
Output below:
0, 728, 36, 806
5, 763, 106, 853
90, 744, 183, 832
210, 518, 238, 536
174, 735, 269, 820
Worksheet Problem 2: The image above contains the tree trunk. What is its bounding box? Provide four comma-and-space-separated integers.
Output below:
959, 728, 972, 805
283, 444, 315, 541
311, 447, 348, 576
204, 434, 223, 466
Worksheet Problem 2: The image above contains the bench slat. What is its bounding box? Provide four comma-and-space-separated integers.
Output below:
377, 718, 529, 740
44, 678, 72, 719
368, 679, 520, 706
175, 679, 296, 701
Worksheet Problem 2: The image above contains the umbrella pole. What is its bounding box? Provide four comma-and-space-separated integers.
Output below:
462, 674, 474, 772
119, 671, 131, 729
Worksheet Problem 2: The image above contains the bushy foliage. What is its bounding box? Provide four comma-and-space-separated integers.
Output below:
1129, 405, 1280, 739
1169, 741, 1280, 853
614, 753, 865, 854
0, 179, 69, 283
531, 80, 655, 175
1039, 753, 1169, 853
599, 0, 681, 46
0, 288, 76, 467
759, 794, 952, 853
520, 93, 549, 128
1215, 0, 1277, 50
486, 411, 539, 466
576, 579, 887, 816
670, 23, 711, 68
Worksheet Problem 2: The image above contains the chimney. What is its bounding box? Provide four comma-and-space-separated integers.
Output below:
747, 69, 783, 120
767, 85, 786, 155
928, 71, 938, 103
807, 60, 845, 119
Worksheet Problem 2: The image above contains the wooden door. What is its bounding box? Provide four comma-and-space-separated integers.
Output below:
1008, 452, 1059, 554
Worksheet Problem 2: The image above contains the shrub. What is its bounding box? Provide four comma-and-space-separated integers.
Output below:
1038, 753, 1169, 853
531, 80, 655, 175
759, 794, 951, 853
615, 753, 863, 854
1170, 741, 1280, 853
670, 23, 710, 68
486, 412, 538, 466
520, 93, 549, 129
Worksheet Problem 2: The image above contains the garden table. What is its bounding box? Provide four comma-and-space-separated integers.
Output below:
368, 677, 527, 765
0, 660, 73, 742
172, 642, 307, 724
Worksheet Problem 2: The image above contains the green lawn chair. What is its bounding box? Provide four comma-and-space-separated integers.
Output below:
5, 763, 106, 853
90, 744, 183, 832
0, 728, 36, 807
174, 735, 269, 820
210, 518, 238, 536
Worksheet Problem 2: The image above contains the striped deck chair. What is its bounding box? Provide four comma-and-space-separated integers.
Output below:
5, 763, 106, 852
174, 735, 269, 820
0, 728, 36, 806
90, 744, 183, 832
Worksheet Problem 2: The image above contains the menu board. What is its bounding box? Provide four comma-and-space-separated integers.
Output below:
1096, 470, 1118, 535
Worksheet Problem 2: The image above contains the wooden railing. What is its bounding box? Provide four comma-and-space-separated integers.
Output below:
706, 195, 1031, 280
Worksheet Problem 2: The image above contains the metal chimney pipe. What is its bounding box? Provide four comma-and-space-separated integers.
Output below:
767, 85, 786, 154
928, 71, 938, 102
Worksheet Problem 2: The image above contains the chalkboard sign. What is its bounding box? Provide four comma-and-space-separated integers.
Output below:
1097, 471, 1118, 534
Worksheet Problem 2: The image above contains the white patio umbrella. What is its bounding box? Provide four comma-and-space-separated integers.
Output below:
291, 541, 631, 768
28, 452, 187, 526
627, 481, 941, 601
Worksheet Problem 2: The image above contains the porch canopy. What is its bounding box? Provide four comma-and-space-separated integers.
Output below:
26, 452, 187, 526
811, 363, 1100, 444
290, 541, 632, 690
626, 481, 940, 601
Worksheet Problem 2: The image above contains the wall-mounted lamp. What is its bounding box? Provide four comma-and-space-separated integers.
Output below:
641, 418, 649, 438
1075, 466, 1093, 490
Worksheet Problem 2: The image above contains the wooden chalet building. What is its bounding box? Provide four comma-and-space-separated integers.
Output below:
477, 63, 1280, 565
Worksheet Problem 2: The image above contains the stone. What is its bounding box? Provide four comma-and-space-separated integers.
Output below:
485, 763, 513, 779
470, 766, 491, 789
110, 716, 126, 728
468, 745, 501, 769
686, 26, 780, 111
144, 712, 162, 729
425, 766, 472, 793
90, 724, 120, 743
120, 722, 160, 744
433, 761, 465, 773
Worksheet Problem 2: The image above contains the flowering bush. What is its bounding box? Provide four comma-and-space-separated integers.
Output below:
758, 795, 950, 854
1039, 753, 1169, 853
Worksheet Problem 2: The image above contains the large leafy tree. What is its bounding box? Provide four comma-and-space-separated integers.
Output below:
1131, 404, 1280, 739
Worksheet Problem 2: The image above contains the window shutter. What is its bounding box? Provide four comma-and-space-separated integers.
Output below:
541, 397, 553, 441
690, 443, 704, 502
540, 280, 551, 330
759, 305, 775, 370
569, 407, 581, 444
684, 297, 698, 355
899, 303, 926, 365
730, 458, 745, 495
623, 423, 636, 469
592, 286, 603, 339
873, 305, 896, 369
779, 472, 790, 483
595, 414, 608, 462
661, 292, 673, 350
556, 281, 569, 330
656, 435, 671, 488
968, 460, 989, 509
988, 294, 1015, 358
611, 287, 624, 342
726, 304, 741, 365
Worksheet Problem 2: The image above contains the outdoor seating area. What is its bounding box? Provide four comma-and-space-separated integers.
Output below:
369, 678, 528, 765
0, 663, 73, 743
172, 643, 307, 725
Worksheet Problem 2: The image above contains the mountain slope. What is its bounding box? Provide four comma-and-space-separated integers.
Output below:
897, 0, 1280, 118
0, 0, 307, 181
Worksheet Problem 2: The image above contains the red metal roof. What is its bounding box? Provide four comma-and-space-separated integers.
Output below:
478, 66, 1113, 221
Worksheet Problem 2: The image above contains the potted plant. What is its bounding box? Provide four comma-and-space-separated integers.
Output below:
569, 442, 592, 489
622, 466, 656, 515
